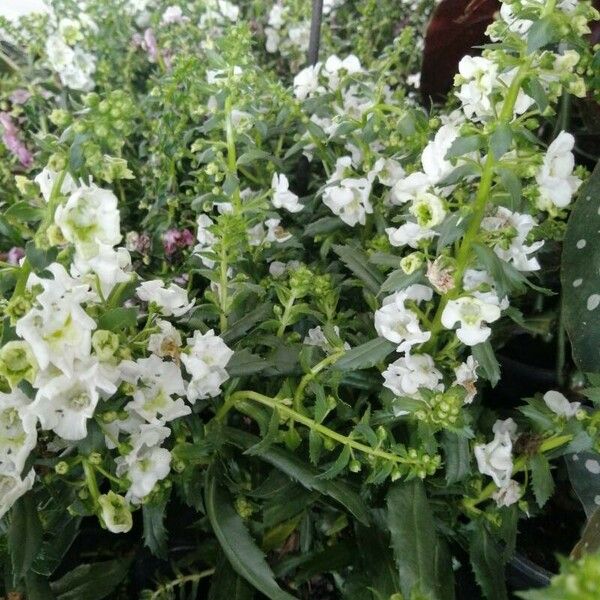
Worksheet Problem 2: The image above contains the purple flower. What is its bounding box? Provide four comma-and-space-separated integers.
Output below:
0, 112, 33, 168
10, 89, 31, 105
143, 28, 160, 63
6, 247, 25, 265
163, 228, 195, 256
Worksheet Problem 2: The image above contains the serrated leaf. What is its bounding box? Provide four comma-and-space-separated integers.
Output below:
308, 429, 323, 466
204, 464, 297, 600
530, 453, 554, 507
245, 408, 280, 456
333, 338, 395, 372
142, 501, 168, 559
222, 303, 273, 344
9, 494, 43, 582
223, 428, 369, 524
333, 244, 384, 295
379, 269, 424, 294
562, 160, 600, 372
316, 445, 350, 480
472, 341, 500, 387
387, 480, 451, 600
470, 521, 508, 600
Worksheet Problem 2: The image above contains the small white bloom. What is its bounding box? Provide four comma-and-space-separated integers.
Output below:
421, 124, 461, 185
474, 429, 513, 488
0, 469, 35, 520
293, 64, 321, 100
453, 356, 479, 403
0, 389, 37, 474
272, 173, 303, 213
493, 417, 518, 441
382, 353, 443, 397
264, 218, 292, 243
441, 296, 501, 346
375, 285, 433, 353
148, 320, 182, 358
543, 390, 581, 418
371, 157, 405, 187
493, 479, 521, 507
386, 222, 437, 249
265, 27, 280, 53
72, 245, 132, 298
98, 491, 133, 533
323, 54, 361, 89
34, 167, 77, 202
409, 192, 446, 229
456, 56, 498, 121
45, 34, 74, 71
536, 132, 582, 210
303, 325, 349, 353
136, 280, 194, 317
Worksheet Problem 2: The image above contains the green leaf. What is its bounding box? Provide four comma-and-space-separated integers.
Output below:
333, 338, 396, 372
222, 303, 273, 344
530, 453, 554, 508
4, 202, 44, 222
379, 269, 424, 294
387, 480, 451, 600
472, 341, 500, 387
97, 307, 137, 331
445, 135, 483, 160
9, 494, 43, 582
245, 408, 280, 456
223, 428, 370, 524
523, 77, 548, 112
571, 506, 600, 559
562, 160, 600, 372
470, 521, 508, 600
142, 500, 168, 559
204, 464, 297, 600
566, 450, 600, 518
490, 124, 512, 160
25, 571, 55, 600
303, 216, 343, 237
32, 516, 81, 576
208, 551, 255, 600
473, 243, 526, 297
226, 349, 270, 377
527, 16, 559, 53
442, 432, 471, 484
316, 445, 350, 479
436, 212, 467, 253
437, 163, 480, 187
25, 241, 58, 273
237, 148, 273, 166
50, 559, 131, 600
497, 167, 522, 210
333, 244, 384, 295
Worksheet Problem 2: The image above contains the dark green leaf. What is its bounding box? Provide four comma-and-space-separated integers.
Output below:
490, 124, 512, 160
333, 338, 395, 372
208, 551, 255, 600
498, 167, 522, 209
473, 243, 526, 297
445, 135, 483, 160
25, 571, 55, 600
530, 454, 554, 508
379, 269, 424, 294
436, 212, 467, 253
204, 464, 297, 600
472, 341, 500, 387
222, 303, 273, 344
51, 558, 131, 600
245, 408, 280, 456
316, 445, 350, 480
227, 349, 270, 377
32, 516, 81, 576
527, 17, 559, 53
443, 432, 471, 484
25, 241, 58, 273
566, 450, 600, 518
237, 148, 272, 166
333, 244, 384, 295
303, 217, 343, 237
142, 501, 168, 559
9, 494, 43, 582
223, 428, 369, 524
470, 521, 508, 600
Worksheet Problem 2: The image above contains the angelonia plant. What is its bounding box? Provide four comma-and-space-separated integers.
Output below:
0, 0, 599, 598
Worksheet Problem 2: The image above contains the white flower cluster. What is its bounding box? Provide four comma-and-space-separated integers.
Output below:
45, 16, 97, 91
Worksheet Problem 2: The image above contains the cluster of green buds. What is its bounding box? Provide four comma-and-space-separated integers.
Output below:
397, 447, 442, 480
0, 340, 38, 390
413, 387, 465, 429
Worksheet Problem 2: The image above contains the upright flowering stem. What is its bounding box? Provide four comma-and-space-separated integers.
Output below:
83, 459, 101, 506
426, 65, 528, 348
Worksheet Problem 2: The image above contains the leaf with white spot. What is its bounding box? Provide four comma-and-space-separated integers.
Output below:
562, 161, 600, 372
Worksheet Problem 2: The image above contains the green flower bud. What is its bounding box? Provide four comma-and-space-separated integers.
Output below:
349, 459, 362, 473
88, 452, 102, 465
49, 109, 71, 127
400, 252, 424, 275
92, 330, 119, 361
98, 491, 133, 534
0, 340, 38, 388
55, 461, 69, 475
234, 496, 254, 519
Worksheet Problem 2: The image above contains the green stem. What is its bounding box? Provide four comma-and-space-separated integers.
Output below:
219, 242, 229, 333
293, 350, 345, 413
83, 460, 101, 506
276, 292, 297, 337
148, 570, 215, 600
221, 390, 408, 464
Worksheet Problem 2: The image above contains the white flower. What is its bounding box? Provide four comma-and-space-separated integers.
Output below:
382, 353, 443, 397
441, 296, 501, 346
34, 167, 77, 202
0, 389, 37, 474
45, 34, 74, 71
391, 172, 431, 205
72, 245, 132, 298
194, 214, 216, 268
535, 132, 582, 210
543, 390, 581, 418
116, 424, 171, 503
58, 48, 96, 91
16, 269, 96, 376
181, 330, 233, 402
121, 355, 189, 424
268, 4, 286, 28
493, 479, 521, 507
474, 429, 513, 488
463, 269, 509, 310
32, 359, 118, 440
98, 491, 133, 533
264, 218, 292, 243
374, 285, 433, 352
322, 159, 373, 227
420, 124, 461, 185
293, 64, 321, 100
323, 54, 361, 89
0, 470, 35, 520
58, 18, 83, 43
148, 320, 182, 358
499, 3, 533, 37
161, 5, 188, 24
456, 56, 498, 121
371, 158, 405, 187
136, 280, 194, 317
453, 356, 479, 403
481, 207, 544, 272
409, 192, 446, 228
493, 417, 518, 441
272, 173, 303, 213
265, 27, 280, 53
55, 182, 121, 259
386, 222, 437, 249
303, 325, 349, 353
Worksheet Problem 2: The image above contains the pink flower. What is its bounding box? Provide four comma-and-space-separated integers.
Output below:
9, 89, 31, 105
163, 228, 195, 256
7, 247, 25, 265
0, 112, 33, 168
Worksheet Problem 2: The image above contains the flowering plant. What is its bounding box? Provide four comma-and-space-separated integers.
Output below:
0, 0, 599, 598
